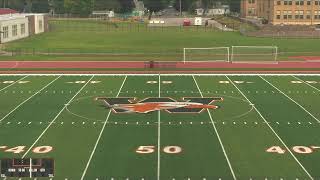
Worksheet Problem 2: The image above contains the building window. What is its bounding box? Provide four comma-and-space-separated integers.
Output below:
21, 24, 25, 35
299, 10, 304, 19
12, 25, 17, 37
277, 1, 281, 5
295, 10, 300, 19
248, 8, 256, 15
277, 11, 281, 19
288, 11, 293, 19
315, 11, 320, 19
295, 0, 304, 5
306, 10, 311, 19
284, 0, 293, 5
39, 20, 43, 31
248, 0, 255, 4
307, 0, 311, 5
283, 11, 288, 19
2, 26, 8, 39
315, 0, 320, 5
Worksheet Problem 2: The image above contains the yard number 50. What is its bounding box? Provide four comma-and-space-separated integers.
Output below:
136, 146, 182, 154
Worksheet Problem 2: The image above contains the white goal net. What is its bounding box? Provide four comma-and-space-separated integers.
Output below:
183, 47, 230, 63
231, 46, 278, 63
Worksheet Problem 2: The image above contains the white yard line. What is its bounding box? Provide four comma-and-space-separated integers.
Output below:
260, 76, 320, 123
157, 74, 161, 180
226, 75, 314, 180
0, 75, 29, 92
192, 75, 237, 180
22, 75, 95, 158
0, 76, 61, 123
80, 76, 127, 180
292, 75, 320, 93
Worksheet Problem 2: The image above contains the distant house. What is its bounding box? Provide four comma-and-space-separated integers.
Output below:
196, 5, 230, 16
0, 13, 48, 43
0, 8, 18, 15
92, 11, 115, 18
0, 15, 29, 43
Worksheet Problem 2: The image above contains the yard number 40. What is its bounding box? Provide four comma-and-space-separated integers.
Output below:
136, 146, 182, 154
266, 146, 320, 154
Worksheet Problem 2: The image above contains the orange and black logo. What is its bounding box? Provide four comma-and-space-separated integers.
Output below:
95, 97, 223, 114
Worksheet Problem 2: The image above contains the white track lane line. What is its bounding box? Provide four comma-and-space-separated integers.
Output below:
157, 74, 161, 180
0, 75, 29, 92
0, 76, 61, 123
260, 76, 320, 123
193, 75, 237, 180
292, 75, 320, 93
80, 76, 127, 180
22, 75, 95, 158
226, 75, 313, 180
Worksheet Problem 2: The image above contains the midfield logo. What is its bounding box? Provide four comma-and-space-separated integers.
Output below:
95, 97, 223, 113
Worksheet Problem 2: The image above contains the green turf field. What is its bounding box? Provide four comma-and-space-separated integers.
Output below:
0, 74, 320, 180
1, 20, 320, 61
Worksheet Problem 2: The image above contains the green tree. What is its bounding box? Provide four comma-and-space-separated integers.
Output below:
64, 0, 94, 16
144, 0, 170, 12
173, 0, 197, 12
118, 0, 134, 13
93, 0, 121, 11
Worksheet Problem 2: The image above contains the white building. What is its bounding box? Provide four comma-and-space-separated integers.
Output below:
0, 15, 29, 43
23, 13, 46, 35
0, 13, 47, 43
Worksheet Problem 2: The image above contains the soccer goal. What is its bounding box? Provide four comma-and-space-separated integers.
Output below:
231, 46, 278, 63
183, 47, 230, 63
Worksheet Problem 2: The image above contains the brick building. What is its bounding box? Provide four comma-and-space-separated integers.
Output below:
241, 0, 320, 25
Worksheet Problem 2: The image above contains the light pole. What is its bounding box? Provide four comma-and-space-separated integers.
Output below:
179, 0, 182, 16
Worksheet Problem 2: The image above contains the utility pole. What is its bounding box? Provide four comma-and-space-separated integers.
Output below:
179, 0, 182, 16
3, 0, 6, 8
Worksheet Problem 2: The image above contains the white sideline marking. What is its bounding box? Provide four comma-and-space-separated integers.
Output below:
226, 75, 314, 180
192, 75, 237, 180
80, 76, 127, 180
0, 76, 61, 123
0, 75, 28, 92
157, 74, 161, 180
260, 76, 320, 123
22, 75, 95, 158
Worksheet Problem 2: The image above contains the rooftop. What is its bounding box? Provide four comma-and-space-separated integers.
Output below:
0, 8, 18, 15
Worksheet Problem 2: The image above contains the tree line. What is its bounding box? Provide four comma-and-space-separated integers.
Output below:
0, 0, 240, 16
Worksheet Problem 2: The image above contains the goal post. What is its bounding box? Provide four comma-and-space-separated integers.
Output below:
231, 46, 278, 63
183, 47, 230, 63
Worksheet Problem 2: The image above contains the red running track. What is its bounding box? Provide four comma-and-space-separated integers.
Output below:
1, 61, 320, 69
